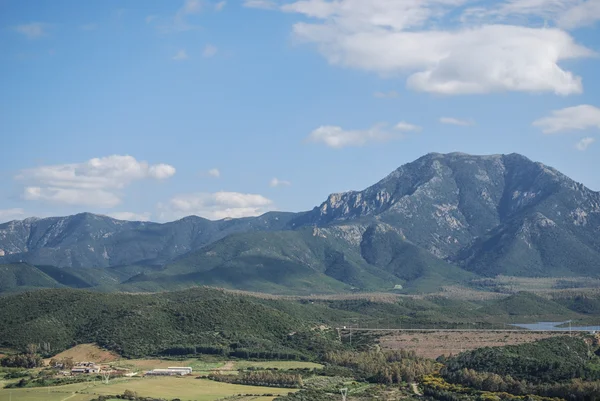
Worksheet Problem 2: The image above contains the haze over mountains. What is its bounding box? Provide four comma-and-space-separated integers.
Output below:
1, 152, 599, 294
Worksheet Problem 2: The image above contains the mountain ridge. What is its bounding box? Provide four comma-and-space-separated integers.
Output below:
1, 152, 599, 294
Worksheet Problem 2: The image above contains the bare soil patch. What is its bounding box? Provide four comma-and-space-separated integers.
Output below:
379, 331, 569, 359
47, 344, 120, 364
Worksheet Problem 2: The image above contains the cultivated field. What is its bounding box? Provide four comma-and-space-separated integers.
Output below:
1, 348, 315, 401
379, 330, 569, 359
0, 376, 296, 401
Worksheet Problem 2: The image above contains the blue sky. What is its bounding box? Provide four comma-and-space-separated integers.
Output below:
1, 0, 599, 223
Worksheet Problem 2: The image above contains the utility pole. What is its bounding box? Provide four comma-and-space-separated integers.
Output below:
349, 326, 352, 347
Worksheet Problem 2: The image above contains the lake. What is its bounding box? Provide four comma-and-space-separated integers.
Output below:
511, 321, 600, 332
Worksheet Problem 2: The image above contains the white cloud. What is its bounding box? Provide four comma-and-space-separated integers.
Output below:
307, 123, 404, 148
23, 187, 121, 208
160, 191, 273, 220
269, 0, 595, 95
203, 44, 218, 58
108, 212, 152, 222
394, 121, 422, 132
373, 91, 399, 99
0, 208, 26, 223
215, 1, 227, 11
270, 178, 292, 187
17, 155, 175, 208
244, 0, 278, 9
13, 22, 48, 39
146, 15, 157, 23
208, 168, 221, 178
575, 137, 596, 151
532, 105, 600, 133
559, 0, 600, 29
173, 49, 189, 61
440, 117, 475, 126
149, 164, 177, 179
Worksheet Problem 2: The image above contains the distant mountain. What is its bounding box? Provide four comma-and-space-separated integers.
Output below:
291, 152, 600, 276
0, 212, 295, 268
1, 152, 599, 295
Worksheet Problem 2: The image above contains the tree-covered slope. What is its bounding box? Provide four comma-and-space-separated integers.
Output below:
443, 336, 600, 383
130, 224, 473, 294
0, 287, 335, 358
0, 263, 63, 293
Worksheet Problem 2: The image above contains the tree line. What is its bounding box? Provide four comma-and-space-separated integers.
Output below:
159, 344, 308, 361
323, 349, 438, 384
208, 371, 303, 388
442, 367, 600, 400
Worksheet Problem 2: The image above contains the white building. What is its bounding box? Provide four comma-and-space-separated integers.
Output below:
168, 367, 193, 374
145, 367, 192, 376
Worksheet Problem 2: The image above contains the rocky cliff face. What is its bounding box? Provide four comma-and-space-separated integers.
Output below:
291, 153, 600, 266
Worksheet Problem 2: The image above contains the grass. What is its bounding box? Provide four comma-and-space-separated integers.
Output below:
79, 376, 295, 401
232, 361, 322, 370
0, 376, 297, 401
111, 358, 224, 374
0, 387, 93, 401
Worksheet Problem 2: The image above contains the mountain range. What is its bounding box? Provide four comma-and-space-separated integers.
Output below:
1, 152, 599, 294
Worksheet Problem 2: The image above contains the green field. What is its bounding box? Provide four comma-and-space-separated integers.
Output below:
108, 358, 322, 374
232, 361, 322, 370
0, 376, 296, 401
110, 358, 225, 374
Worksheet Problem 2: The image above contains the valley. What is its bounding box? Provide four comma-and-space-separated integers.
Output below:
1, 153, 600, 400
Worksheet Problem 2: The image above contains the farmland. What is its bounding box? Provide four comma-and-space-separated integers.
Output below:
0, 376, 296, 401
378, 330, 570, 359
109, 357, 322, 375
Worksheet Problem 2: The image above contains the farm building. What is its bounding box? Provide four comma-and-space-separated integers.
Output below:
146, 367, 193, 376
168, 366, 193, 374
71, 363, 99, 374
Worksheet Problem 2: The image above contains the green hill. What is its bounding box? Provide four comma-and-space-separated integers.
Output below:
124, 225, 473, 294
0, 263, 63, 293
443, 336, 600, 383
0, 287, 339, 358
479, 292, 577, 319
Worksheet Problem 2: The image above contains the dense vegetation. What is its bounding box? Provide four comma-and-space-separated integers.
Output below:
324, 350, 438, 384
442, 337, 600, 383
0, 287, 341, 358
3, 286, 600, 362
0, 353, 43, 368
208, 371, 303, 388
440, 336, 600, 400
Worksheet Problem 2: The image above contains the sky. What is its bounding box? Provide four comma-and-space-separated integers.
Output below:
1, 0, 600, 223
